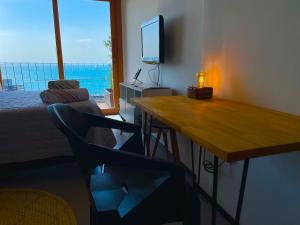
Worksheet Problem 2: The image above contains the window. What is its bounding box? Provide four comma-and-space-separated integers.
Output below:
59, 0, 114, 107
0, 0, 123, 113
0, 0, 58, 91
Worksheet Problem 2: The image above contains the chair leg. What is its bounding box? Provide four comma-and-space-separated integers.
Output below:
90, 205, 97, 225
170, 129, 180, 161
182, 187, 201, 225
162, 131, 170, 161
152, 129, 162, 157
146, 115, 153, 157
119, 115, 126, 135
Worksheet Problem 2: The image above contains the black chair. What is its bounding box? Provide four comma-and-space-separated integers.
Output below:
48, 104, 200, 225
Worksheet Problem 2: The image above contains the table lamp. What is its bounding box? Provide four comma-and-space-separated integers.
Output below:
196, 71, 206, 88
187, 71, 213, 100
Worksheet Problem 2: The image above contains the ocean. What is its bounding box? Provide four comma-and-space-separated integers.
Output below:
0, 63, 112, 97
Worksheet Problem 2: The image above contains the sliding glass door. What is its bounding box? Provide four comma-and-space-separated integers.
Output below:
0, 0, 123, 114
58, 0, 114, 109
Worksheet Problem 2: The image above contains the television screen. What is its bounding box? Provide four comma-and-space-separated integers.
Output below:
141, 15, 164, 64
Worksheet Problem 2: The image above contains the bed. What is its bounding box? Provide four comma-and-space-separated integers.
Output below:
0, 91, 116, 165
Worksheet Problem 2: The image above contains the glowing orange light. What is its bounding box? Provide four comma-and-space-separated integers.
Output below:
196, 71, 206, 88
202, 54, 222, 95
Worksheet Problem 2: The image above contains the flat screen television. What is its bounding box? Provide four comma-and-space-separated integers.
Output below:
141, 15, 164, 64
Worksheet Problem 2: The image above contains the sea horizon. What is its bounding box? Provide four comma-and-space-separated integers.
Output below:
0, 63, 112, 97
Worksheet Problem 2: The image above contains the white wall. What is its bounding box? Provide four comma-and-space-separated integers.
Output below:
122, 0, 300, 224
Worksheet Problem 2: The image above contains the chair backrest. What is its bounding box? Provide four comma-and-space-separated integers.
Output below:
48, 104, 103, 179
48, 103, 89, 138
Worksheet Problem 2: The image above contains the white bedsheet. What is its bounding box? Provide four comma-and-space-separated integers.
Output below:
0, 91, 116, 165
0, 91, 44, 109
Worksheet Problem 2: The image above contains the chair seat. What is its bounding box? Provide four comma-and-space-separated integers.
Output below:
90, 166, 173, 224
137, 115, 170, 133
112, 131, 134, 150
150, 119, 170, 130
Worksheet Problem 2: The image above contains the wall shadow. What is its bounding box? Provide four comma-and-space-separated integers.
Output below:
164, 15, 185, 66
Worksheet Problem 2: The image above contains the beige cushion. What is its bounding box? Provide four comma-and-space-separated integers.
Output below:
48, 80, 80, 89
40, 88, 90, 104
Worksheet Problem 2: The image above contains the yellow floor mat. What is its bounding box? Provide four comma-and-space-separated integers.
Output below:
0, 189, 77, 225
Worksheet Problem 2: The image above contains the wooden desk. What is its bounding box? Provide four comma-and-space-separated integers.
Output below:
133, 96, 300, 162
133, 96, 300, 225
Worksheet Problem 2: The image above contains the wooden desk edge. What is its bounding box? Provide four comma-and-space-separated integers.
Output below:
132, 97, 300, 162
133, 98, 183, 131
225, 142, 300, 162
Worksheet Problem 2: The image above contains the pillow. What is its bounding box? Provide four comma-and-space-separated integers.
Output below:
40, 88, 89, 104
48, 80, 80, 89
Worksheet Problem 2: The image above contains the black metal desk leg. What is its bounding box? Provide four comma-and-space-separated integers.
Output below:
146, 115, 153, 156
212, 156, 219, 225
197, 146, 203, 186
234, 159, 250, 225
190, 141, 195, 189
143, 112, 148, 152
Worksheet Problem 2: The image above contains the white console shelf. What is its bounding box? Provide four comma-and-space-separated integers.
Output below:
119, 82, 172, 124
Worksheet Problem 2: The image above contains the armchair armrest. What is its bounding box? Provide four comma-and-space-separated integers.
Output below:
83, 113, 141, 133
85, 143, 184, 174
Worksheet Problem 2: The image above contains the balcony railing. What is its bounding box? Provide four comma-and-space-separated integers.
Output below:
0, 63, 112, 98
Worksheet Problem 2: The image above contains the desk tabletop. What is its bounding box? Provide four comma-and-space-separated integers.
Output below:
133, 96, 300, 162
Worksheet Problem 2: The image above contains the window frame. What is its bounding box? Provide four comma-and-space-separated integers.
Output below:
102, 0, 124, 114
0, 0, 124, 114
52, 0, 123, 114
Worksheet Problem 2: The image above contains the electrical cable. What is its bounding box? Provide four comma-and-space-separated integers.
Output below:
202, 150, 225, 173
148, 64, 159, 85
148, 67, 156, 84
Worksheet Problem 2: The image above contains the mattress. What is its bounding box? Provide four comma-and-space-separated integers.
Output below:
0, 91, 116, 165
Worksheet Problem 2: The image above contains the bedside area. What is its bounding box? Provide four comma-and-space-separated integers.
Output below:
119, 82, 172, 124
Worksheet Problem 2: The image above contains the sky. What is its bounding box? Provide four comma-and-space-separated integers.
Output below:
0, 0, 111, 63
